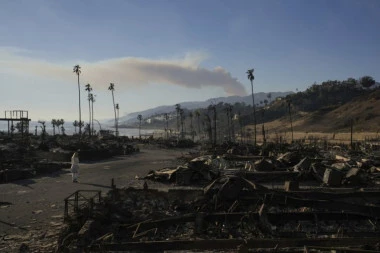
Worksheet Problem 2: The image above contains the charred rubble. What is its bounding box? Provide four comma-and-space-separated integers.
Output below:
56, 142, 380, 252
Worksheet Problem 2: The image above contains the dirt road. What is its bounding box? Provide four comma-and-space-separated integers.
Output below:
0, 147, 184, 236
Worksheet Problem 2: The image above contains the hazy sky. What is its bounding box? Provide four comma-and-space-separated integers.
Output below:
1, 0, 379, 121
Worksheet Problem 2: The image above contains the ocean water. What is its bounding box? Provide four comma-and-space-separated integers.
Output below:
0, 121, 162, 138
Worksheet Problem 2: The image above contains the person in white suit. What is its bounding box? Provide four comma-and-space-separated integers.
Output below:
71, 152, 80, 183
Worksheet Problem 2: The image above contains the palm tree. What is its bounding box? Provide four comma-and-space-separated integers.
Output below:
57, 119, 64, 135
38, 120, 46, 140
115, 103, 120, 133
55, 119, 61, 134
73, 120, 79, 134
85, 83, 92, 136
89, 93, 95, 135
246, 68, 257, 146
73, 65, 82, 136
51, 119, 57, 136
137, 114, 143, 139
175, 104, 181, 136
108, 83, 118, 136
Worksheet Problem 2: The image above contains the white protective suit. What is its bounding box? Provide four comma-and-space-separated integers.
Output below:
71, 152, 79, 182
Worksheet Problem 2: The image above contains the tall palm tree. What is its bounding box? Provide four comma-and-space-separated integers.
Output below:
116, 103, 120, 133
246, 68, 257, 146
137, 114, 143, 139
85, 83, 92, 136
89, 93, 95, 135
108, 83, 118, 136
73, 65, 82, 136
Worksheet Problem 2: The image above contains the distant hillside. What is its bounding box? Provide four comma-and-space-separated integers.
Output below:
118, 91, 292, 125
260, 82, 380, 133
299, 89, 380, 132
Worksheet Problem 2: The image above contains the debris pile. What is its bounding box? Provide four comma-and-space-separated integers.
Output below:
143, 143, 380, 187
56, 176, 380, 252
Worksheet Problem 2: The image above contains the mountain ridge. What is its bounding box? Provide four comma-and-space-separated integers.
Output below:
117, 91, 293, 125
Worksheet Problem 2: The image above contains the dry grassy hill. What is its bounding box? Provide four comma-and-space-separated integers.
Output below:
250, 89, 380, 137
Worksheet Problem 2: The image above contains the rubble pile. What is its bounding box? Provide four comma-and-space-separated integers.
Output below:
144, 143, 380, 187
56, 176, 380, 252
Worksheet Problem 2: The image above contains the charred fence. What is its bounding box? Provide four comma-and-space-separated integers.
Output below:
63, 190, 102, 222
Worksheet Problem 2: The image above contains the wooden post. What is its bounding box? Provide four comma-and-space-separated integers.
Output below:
74, 191, 79, 213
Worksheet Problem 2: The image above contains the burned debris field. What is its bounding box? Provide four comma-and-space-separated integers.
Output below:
53, 142, 380, 252
2, 0, 380, 251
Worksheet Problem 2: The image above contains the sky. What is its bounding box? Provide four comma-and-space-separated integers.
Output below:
0, 0, 379, 122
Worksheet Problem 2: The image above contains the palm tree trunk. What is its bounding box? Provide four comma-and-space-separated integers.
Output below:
88, 98, 91, 136
117, 108, 119, 135
78, 75, 82, 136
111, 91, 117, 136
139, 120, 141, 139
251, 80, 257, 146
91, 100, 94, 135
